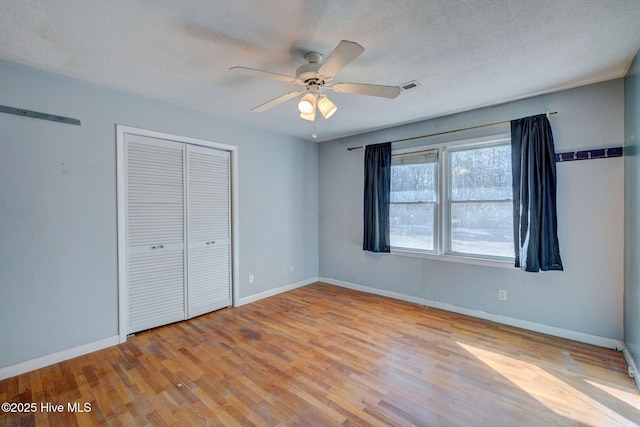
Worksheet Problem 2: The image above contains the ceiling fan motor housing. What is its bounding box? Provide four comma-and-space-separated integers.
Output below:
297, 52, 332, 85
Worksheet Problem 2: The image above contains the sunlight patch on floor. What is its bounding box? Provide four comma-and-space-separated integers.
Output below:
585, 379, 640, 411
457, 342, 636, 426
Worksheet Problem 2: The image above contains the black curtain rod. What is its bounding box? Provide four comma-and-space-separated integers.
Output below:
346, 111, 557, 151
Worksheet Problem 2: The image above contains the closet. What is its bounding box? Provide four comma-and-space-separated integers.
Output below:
119, 130, 232, 335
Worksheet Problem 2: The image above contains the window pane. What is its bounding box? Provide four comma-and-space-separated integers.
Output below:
450, 202, 513, 257
451, 145, 512, 200
391, 152, 438, 252
390, 203, 435, 251
391, 163, 437, 203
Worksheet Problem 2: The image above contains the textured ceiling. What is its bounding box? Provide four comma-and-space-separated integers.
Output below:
1, 0, 640, 142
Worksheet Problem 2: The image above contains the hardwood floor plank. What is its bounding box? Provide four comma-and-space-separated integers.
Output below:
2, 282, 639, 426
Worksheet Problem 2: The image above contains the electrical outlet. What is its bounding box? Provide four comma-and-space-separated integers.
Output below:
498, 290, 507, 301
289, 265, 294, 274
249, 274, 254, 284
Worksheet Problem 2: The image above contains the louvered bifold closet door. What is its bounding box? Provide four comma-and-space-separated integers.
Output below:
187, 145, 231, 318
126, 134, 186, 333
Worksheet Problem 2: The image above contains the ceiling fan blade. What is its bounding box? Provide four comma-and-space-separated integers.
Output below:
332, 82, 401, 99
251, 90, 304, 112
229, 66, 297, 84
318, 40, 364, 78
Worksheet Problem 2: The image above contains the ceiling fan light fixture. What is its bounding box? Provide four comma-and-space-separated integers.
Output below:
298, 93, 316, 114
318, 95, 337, 119
299, 109, 316, 121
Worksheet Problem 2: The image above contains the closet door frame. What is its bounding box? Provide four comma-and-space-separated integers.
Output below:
116, 125, 239, 343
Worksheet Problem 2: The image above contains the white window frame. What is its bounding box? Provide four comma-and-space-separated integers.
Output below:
390, 133, 515, 268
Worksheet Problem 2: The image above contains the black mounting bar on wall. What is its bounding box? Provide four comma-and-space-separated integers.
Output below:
0, 105, 81, 126
555, 146, 623, 162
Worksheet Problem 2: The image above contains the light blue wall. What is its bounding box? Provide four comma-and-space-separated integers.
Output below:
0, 55, 629, 371
625, 49, 640, 367
0, 60, 319, 369
319, 79, 625, 340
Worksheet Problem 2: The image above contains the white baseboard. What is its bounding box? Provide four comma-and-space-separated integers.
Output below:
1, 278, 318, 380
319, 277, 624, 350
237, 277, 319, 306
621, 344, 640, 391
0, 335, 120, 381
2, 279, 627, 383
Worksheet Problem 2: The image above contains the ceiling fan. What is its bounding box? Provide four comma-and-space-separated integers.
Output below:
229, 40, 401, 122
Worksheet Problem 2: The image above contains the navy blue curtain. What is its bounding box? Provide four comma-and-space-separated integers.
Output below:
363, 142, 391, 252
511, 114, 563, 272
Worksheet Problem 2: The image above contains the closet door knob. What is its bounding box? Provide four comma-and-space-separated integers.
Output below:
151, 244, 164, 249
206, 241, 216, 245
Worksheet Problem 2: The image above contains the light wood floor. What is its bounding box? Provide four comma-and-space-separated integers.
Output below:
2, 282, 640, 426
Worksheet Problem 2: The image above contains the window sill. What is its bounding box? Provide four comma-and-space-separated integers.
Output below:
390, 248, 515, 269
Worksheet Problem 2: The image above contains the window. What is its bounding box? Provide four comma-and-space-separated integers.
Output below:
390, 137, 514, 261
390, 150, 438, 252
447, 143, 513, 259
